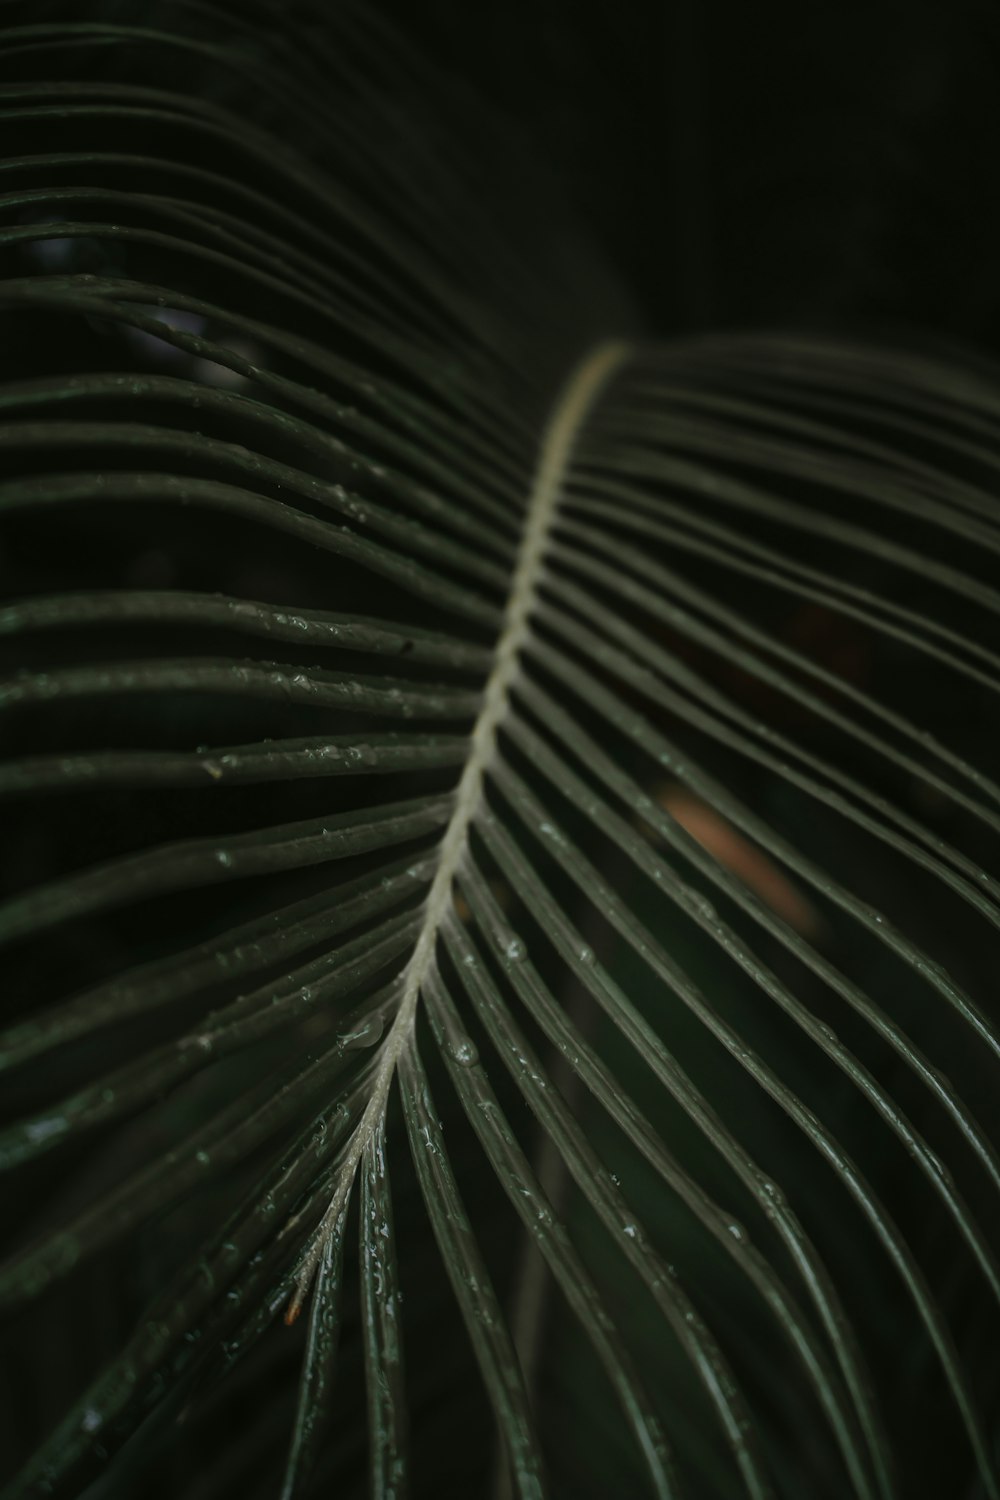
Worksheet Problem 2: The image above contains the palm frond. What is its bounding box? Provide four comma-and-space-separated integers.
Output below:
1, 5, 999, 1499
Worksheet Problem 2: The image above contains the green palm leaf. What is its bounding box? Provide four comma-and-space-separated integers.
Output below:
1, 4, 998, 1498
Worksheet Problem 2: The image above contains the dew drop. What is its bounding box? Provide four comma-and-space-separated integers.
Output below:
452, 1038, 479, 1068
341, 1016, 384, 1051
758, 1179, 784, 1210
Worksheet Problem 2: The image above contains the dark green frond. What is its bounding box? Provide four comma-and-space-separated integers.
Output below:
2, 5, 999, 1500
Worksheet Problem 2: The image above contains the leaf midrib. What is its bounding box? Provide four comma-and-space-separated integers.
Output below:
284, 338, 629, 1318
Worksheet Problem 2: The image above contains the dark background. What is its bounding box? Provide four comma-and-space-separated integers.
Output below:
393, 0, 1000, 356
